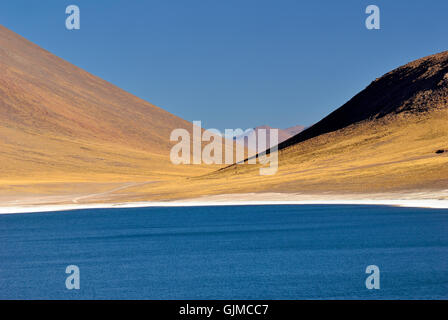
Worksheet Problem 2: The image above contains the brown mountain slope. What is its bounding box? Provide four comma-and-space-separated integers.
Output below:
2, 24, 447, 204
0, 25, 213, 187
125, 51, 448, 200
278, 51, 448, 150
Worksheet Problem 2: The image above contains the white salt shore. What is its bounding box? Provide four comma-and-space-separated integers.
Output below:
1, 192, 448, 214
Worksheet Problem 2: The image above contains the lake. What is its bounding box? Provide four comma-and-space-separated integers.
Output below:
0, 205, 447, 299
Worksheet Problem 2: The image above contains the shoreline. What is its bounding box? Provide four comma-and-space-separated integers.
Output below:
1, 192, 448, 214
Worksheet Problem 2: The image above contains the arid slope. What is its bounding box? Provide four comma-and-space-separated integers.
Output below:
1, 24, 447, 204
125, 51, 448, 200
0, 25, 214, 190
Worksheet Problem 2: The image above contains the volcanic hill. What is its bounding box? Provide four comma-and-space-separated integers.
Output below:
0, 24, 214, 200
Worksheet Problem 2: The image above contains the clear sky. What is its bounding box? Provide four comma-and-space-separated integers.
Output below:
1, 0, 447, 130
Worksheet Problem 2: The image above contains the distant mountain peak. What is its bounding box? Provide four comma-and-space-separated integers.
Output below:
232, 124, 305, 151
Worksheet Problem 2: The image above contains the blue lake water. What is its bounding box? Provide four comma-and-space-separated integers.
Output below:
0, 205, 447, 299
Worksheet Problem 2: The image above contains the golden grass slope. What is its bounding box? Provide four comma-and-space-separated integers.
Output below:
120, 51, 448, 201
0, 24, 217, 188
1, 24, 447, 204
116, 110, 448, 201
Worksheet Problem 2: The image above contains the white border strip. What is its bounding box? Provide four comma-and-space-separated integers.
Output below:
1, 199, 448, 214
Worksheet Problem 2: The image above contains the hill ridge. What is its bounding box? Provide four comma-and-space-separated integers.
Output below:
277, 50, 448, 151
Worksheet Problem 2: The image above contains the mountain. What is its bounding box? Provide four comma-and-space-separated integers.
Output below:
224, 51, 448, 190
233, 125, 305, 151
132, 51, 448, 200
282, 125, 306, 137
0, 25, 213, 189
2, 23, 448, 203
277, 51, 448, 151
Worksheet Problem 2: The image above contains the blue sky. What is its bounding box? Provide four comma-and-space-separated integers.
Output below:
1, 0, 447, 130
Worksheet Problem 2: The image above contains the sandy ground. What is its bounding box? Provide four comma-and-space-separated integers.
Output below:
1, 190, 448, 214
